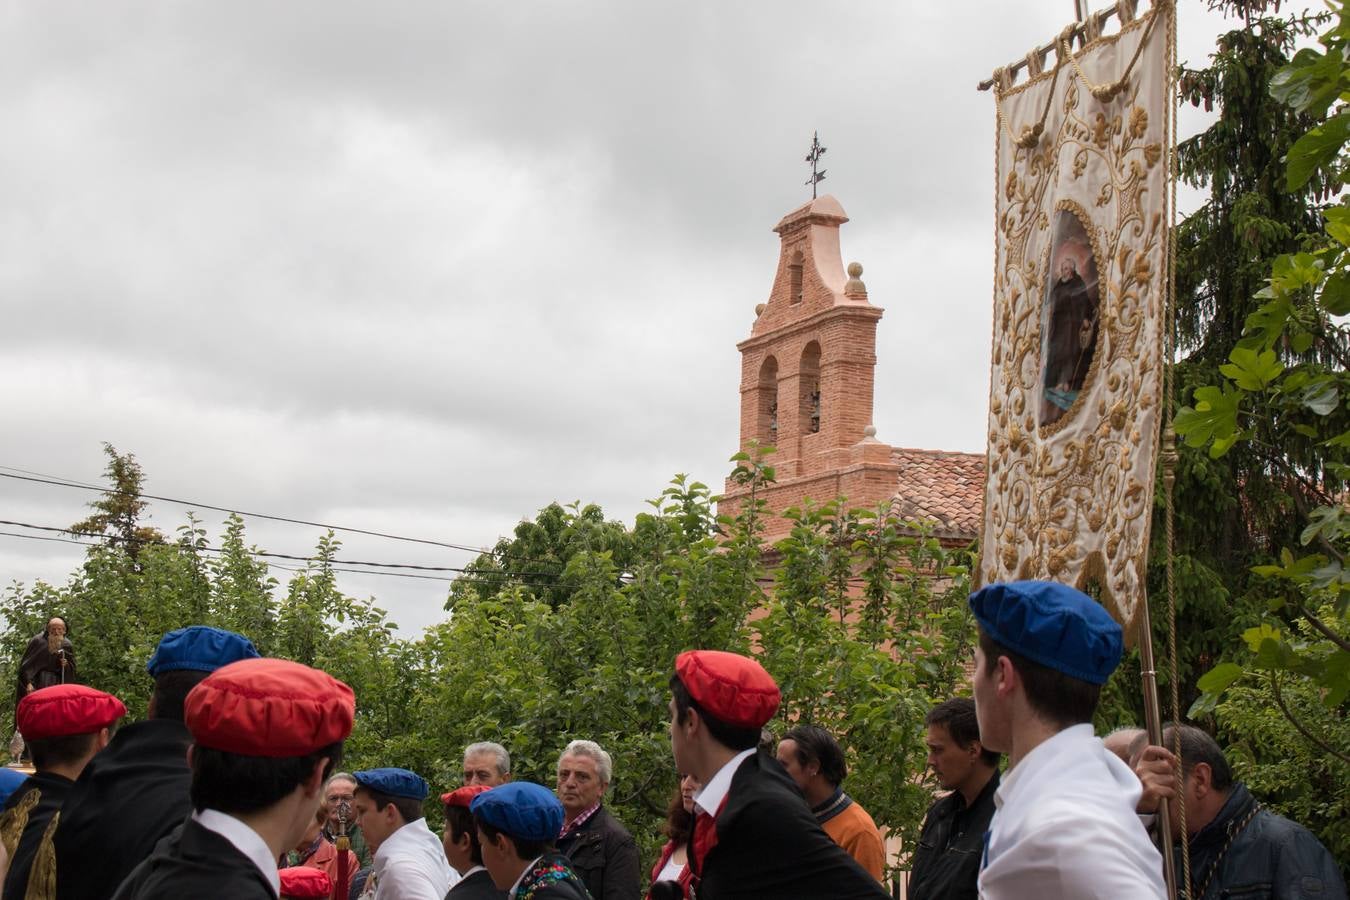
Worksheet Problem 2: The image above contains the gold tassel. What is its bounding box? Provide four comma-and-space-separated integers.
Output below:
23, 811, 58, 900
0, 788, 40, 857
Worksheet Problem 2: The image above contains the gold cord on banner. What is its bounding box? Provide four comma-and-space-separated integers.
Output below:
992, 56, 1063, 149
1162, 1, 1191, 894
1058, 1, 1165, 103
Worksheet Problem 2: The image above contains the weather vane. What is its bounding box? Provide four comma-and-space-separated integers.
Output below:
805, 131, 827, 198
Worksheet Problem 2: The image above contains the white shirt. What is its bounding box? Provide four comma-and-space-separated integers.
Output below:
979, 724, 1166, 899
693, 748, 755, 818
193, 809, 281, 898
654, 855, 686, 883
373, 818, 457, 900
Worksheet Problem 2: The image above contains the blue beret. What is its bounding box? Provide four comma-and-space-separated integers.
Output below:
354, 768, 429, 801
968, 580, 1123, 685
470, 782, 563, 842
146, 626, 260, 676
0, 768, 29, 807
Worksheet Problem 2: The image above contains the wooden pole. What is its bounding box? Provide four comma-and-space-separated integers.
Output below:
1137, 590, 1180, 900
977, 3, 1125, 90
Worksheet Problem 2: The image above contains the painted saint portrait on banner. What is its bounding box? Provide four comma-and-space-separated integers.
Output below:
1040, 208, 1101, 427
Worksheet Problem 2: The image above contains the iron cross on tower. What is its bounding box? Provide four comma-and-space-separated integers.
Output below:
804, 131, 826, 198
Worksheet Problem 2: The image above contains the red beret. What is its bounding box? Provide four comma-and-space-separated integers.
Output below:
279, 866, 332, 899
442, 784, 493, 808
17, 685, 126, 740
675, 650, 780, 729
185, 658, 354, 758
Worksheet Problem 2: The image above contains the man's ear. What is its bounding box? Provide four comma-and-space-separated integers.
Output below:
967, 740, 983, 762
994, 655, 1018, 698
1191, 762, 1213, 798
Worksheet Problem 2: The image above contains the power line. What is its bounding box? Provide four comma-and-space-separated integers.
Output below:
0, 528, 551, 589
0, 519, 559, 582
0, 467, 555, 565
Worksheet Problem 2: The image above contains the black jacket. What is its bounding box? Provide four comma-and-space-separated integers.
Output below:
1183, 783, 1346, 900
907, 771, 1000, 900
110, 817, 275, 900
557, 805, 638, 900
3, 771, 74, 900
513, 853, 594, 900
54, 718, 195, 900
446, 867, 508, 899
697, 750, 889, 900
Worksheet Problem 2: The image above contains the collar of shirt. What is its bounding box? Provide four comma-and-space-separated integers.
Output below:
560, 801, 602, 837
460, 864, 487, 880
694, 748, 755, 818
194, 809, 282, 898
374, 817, 455, 882
994, 723, 1093, 812
508, 855, 544, 898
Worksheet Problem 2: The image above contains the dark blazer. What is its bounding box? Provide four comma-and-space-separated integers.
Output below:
55, 718, 195, 900
3, 771, 75, 900
557, 805, 639, 900
446, 867, 508, 899
698, 750, 890, 900
110, 817, 275, 900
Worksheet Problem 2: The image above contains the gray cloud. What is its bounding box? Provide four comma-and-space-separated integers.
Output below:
1, 1, 1246, 634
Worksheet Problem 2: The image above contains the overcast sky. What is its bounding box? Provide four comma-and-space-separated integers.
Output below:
1, 2, 1255, 636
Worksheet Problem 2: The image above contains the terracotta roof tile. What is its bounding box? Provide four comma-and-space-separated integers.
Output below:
888, 447, 986, 541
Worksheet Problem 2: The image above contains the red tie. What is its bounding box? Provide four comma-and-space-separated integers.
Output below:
690, 795, 729, 884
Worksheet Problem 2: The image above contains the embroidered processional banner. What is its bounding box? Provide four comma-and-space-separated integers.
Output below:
979, 1, 1173, 639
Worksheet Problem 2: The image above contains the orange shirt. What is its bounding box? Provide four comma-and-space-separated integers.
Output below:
823, 799, 886, 882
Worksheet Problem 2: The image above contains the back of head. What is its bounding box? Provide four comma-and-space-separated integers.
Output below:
1164, 723, 1232, 790
17, 684, 126, 773
185, 658, 354, 816
471, 782, 563, 863
926, 697, 1000, 768
146, 626, 260, 722
671, 650, 782, 752
780, 725, 847, 787
970, 581, 1122, 729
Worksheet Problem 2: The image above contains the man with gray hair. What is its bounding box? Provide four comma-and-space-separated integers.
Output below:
554, 739, 639, 900
462, 742, 511, 787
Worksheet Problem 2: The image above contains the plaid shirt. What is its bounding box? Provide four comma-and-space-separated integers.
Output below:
558, 801, 602, 838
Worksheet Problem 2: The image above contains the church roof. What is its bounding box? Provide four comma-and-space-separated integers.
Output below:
888, 447, 986, 542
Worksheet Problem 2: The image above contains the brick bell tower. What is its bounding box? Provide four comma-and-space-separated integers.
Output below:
721, 195, 901, 538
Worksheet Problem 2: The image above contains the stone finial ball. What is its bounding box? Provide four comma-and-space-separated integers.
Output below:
755, 303, 767, 316
847, 262, 863, 277
864, 425, 877, 438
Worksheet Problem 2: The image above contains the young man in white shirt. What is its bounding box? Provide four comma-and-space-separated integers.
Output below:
969, 580, 1166, 899
354, 767, 457, 900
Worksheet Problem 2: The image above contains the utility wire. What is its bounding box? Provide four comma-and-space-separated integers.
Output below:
0, 528, 550, 588
0, 519, 559, 582
0, 467, 556, 565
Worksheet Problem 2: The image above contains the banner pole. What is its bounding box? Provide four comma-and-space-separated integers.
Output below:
1138, 590, 1179, 900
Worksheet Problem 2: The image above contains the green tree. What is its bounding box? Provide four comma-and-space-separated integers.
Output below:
69, 444, 166, 559
1118, 0, 1333, 731
1173, 0, 1350, 866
